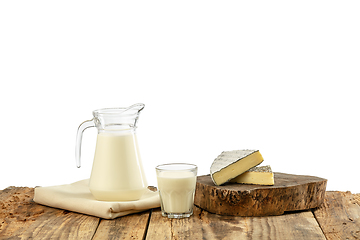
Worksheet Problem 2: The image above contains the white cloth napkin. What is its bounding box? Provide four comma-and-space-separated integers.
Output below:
33, 179, 160, 219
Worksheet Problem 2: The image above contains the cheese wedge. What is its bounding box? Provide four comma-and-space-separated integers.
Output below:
230, 165, 274, 185
210, 150, 264, 186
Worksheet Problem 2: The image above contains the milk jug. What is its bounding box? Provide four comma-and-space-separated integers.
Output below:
75, 103, 147, 201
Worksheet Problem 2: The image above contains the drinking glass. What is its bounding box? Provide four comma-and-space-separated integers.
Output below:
156, 163, 198, 218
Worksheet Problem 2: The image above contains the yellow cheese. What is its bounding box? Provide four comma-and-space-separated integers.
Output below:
210, 150, 264, 186
230, 165, 274, 185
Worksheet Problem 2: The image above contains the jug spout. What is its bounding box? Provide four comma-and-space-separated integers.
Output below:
125, 103, 145, 128
126, 103, 145, 113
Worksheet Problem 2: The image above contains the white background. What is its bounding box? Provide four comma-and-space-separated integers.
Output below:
1, 1, 359, 193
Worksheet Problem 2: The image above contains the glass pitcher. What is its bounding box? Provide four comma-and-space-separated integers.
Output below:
75, 103, 148, 201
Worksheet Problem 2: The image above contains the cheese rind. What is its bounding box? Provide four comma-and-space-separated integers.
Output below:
230, 165, 274, 185
210, 150, 264, 186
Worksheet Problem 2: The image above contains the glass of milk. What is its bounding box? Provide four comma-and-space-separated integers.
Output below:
156, 163, 198, 219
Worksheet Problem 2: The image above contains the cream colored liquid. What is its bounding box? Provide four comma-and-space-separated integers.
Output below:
89, 131, 147, 201
157, 171, 196, 213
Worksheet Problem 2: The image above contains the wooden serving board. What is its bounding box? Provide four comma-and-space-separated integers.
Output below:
194, 172, 327, 217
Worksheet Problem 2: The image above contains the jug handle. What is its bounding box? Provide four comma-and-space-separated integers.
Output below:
75, 119, 95, 168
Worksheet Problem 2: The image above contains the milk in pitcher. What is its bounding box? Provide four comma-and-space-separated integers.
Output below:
89, 130, 147, 201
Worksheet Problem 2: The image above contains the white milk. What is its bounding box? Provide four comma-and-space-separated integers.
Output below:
89, 131, 147, 201
157, 171, 196, 213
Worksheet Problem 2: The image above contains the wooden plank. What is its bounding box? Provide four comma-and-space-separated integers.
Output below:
313, 191, 360, 240
92, 210, 151, 240
195, 173, 327, 216
146, 206, 326, 239
0, 187, 99, 239
145, 208, 172, 239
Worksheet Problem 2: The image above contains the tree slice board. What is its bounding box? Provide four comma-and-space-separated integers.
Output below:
194, 172, 327, 217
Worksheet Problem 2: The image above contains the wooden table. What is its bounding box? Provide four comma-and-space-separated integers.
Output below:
1, 186, 359, 239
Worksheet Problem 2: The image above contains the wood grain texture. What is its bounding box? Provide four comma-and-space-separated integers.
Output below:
313, 191, 360, 240
2, 186, 360, 239
93, 210, 151, 240
0, 187, 99, 239
194, 172, 327, 216
146, 205, 326, 240
145, 208, 172, 239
